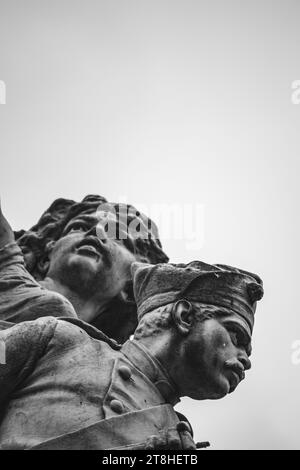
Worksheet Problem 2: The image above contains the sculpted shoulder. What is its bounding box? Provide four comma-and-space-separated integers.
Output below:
45, 317, 116, 357
40, 290, 77, 320
0, 316, 62, 358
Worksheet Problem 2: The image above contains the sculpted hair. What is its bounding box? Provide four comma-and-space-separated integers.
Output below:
15, 195, 168, 279
134, 302, 219, 340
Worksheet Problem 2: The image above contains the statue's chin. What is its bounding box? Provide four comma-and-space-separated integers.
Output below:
190, 378, 230, 400
209, 390, 229, 400
209, 378, 231, 400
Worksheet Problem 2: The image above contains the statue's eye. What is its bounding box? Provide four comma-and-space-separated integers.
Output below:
225, 324, 251, 355
67, 224, 87, 233
229, 331, 239, 347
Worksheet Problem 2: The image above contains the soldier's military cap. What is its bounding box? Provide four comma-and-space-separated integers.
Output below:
131, 261, 264, 335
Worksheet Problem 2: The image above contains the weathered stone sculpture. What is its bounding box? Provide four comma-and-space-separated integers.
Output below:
0, 259, 263, 449
0, 196, 168, 342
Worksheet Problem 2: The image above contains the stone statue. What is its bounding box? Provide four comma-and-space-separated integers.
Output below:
0, 260, 263, 449
0, 195, 168, 342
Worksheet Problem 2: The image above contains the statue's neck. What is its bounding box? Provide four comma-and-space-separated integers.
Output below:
41, 277, 108, 323
136, 335, 184, 397
122, 339, 180, 405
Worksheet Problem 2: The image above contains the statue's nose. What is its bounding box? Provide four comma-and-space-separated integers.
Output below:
94, 222, 109, 241
85, 223, 107, 241
238, 352, 251, 371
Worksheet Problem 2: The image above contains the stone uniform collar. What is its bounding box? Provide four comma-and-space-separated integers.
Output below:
121, 339, 180, 406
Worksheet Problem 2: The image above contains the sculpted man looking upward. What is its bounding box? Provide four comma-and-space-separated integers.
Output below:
0, 260, 263, 449
0, 195, 168, 342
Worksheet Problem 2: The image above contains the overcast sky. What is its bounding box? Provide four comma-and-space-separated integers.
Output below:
0, 0, 299, 449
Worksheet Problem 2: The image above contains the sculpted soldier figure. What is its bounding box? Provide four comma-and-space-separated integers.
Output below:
0, 260, 263, 449
0, 196, 168, 342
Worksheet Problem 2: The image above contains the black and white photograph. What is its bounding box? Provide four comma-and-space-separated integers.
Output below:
0, 0, 299, 454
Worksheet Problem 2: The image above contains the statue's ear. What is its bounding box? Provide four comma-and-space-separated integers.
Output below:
172, 299, 195, 336
37, 241, 55, 275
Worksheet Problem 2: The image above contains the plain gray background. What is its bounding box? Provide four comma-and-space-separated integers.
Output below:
0, 0, 299, 449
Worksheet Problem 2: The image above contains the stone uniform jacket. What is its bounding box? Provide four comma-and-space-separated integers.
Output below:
0, 317, 180, 450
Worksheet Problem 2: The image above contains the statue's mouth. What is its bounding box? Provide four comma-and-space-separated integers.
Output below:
229, 371, 241, 390
76, 236, 106, 260
228, 368, 245, 392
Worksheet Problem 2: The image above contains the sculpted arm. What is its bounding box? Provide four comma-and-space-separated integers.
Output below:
0, 200, 77, 323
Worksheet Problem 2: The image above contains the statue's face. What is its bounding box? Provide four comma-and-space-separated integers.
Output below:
46, 211, 137, 301
182, 311, 252, 400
